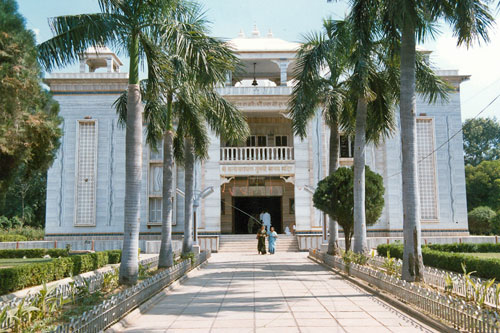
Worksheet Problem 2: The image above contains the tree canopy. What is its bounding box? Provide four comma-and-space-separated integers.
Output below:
463, 117, 500, 166
313, 166, 385, 251
0, 0, 61, 210
465, 160, 500, 213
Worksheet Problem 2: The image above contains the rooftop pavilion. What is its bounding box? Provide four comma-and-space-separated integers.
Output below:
226, 25, 300, 87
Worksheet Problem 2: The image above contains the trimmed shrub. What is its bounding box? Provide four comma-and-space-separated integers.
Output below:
468, 206, 496, 235
376, 243, 500, 280
107, 250, 121, 264
0, 248, 69, 259
427, 243, 500, 253
0, 250, 121, 294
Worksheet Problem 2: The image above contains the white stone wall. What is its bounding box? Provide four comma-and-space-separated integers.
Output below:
201, 131, 222, 232
46, 94, 127, 236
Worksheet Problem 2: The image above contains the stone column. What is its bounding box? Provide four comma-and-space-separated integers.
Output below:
225, 71, 232, 87
106, 57, 114, 73
272, 60, 291, 86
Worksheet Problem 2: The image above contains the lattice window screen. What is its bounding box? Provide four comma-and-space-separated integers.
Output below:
148, 142, 177, 225
417, 118, 438, 220
149, 198, 162, 223
75, 121, 97, 226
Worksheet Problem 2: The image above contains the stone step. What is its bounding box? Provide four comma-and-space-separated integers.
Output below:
218, 234, 299, 252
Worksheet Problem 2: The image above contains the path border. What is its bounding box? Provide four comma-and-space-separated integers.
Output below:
105, 260, 210, 332
308, 254, 457, 333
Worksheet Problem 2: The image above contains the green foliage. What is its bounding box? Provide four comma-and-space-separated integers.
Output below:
0, 224, 45, 242
0, 234, 27, 242
377, 243, 500, 280
181, 252, 195, 266
426, 242, 500, 253
0, 250, 121, 294
0, 0, 61, 199
465, 160, 500, 213
0, 248, 68, 258
313, 166, 385, 251
468, 206, 497, 235
341, 250, 369, 267
381, 251, 400, 277
463, 117, 500, 166
2, 169, 50, 228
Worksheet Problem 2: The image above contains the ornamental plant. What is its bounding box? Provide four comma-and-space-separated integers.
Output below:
313, 166, 385, 251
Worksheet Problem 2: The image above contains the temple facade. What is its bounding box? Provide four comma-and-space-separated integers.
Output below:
44, 28, 470, 251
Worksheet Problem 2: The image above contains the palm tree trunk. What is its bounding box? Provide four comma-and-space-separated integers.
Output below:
327, 121, 340, 255
182, 137, 195, 254
353, 97, 368, 254
119, 36, 142, 285
400, 24, 424, 282
158, 130, 174, 268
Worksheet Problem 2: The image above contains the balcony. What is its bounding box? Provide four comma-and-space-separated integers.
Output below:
221, 146, 294, 163
216, 86, 292, 96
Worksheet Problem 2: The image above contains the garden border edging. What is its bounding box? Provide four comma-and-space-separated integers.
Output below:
308, 252, 459, 333
105, 259, 209, 333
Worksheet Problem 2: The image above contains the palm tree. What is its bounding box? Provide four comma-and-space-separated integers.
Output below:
378, 0, 494, 281
173, 86, 248, 255
290, 19, 354, 255
346, 0, 397, 254
39, 0, 227, 285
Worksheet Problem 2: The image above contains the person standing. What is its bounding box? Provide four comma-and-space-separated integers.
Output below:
268, 226, 278, 254
247, 215, 255, 234
256, 225, 267, 255
261, 211, 271, 232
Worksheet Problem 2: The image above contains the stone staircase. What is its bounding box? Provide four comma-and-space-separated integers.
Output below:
218, 234, 299, 253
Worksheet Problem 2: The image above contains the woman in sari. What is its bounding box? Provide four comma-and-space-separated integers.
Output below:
256, 225, 267, 255
268, 226, 278, 254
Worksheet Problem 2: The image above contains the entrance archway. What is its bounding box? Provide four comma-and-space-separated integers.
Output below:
233, 196, 282, 234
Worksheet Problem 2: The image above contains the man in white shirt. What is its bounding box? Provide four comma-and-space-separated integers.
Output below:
260, 211, 271, 232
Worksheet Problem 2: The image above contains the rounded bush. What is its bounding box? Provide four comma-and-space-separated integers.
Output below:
468, 206, 496, 235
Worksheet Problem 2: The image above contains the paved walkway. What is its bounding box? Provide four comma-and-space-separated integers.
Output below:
116, 253, 436, 333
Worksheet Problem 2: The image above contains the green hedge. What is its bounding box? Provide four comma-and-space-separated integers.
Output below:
0, 250, 122, 294
0, 248, 69, 259
427, 243, 500, 253
376, 243, 500, 280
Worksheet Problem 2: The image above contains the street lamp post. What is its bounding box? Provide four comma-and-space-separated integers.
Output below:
303, 185, 328, 244
176, 186, 215, 245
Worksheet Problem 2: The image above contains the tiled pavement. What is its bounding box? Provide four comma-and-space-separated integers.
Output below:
117, 252, 437, 333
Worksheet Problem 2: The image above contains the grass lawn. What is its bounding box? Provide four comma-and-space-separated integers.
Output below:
467, 253, 500, 259
0, 258, 53, 268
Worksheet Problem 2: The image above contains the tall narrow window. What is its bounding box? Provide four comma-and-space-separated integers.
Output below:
417, 118, 439, 220
75, 120, 97, 226
340, 135, 354, 158
148, 142, 176, 225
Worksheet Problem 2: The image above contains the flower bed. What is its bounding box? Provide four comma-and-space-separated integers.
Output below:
0, 251, 210, 332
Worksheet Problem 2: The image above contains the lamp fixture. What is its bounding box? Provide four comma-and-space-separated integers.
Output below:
252, 62, 258, 86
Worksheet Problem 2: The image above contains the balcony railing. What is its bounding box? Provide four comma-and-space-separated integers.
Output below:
221, 146, 294, 162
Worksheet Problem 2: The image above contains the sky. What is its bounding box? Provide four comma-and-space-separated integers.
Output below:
17, 0, 500, 120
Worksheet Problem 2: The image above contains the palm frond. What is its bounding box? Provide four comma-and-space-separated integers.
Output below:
38, 13, 122, 71
415, 52, 451, 103
113, 89, 128, 128
200, 90, 249, 143
443, 0, 494, 47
